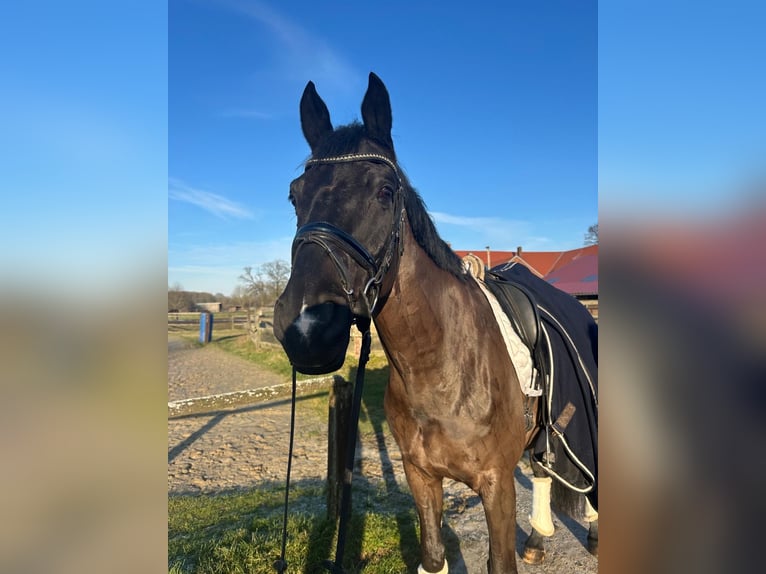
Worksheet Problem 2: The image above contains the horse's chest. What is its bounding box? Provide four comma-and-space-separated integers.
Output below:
404, 419, 500, 480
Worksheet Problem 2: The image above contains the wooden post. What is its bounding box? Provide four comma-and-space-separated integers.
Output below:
327, 375, 352, 521
246, 307, 260, 347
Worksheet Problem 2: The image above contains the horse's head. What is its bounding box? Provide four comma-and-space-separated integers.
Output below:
273, 73, 404, 374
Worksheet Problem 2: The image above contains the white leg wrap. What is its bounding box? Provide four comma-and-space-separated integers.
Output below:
417, 561, 448, 574
529, 476, 555, 536
584, 497, 598, 522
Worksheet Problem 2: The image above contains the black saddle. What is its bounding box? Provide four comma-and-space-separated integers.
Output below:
484, 271, 541, 356
484, 270, 547, 393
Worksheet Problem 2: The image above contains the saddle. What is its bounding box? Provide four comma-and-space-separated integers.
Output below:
483, 270, 547, 394
484, 272, 540, 354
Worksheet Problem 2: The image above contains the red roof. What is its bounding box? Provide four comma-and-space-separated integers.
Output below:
454, 244, 599, 296
544, 254, 598, 296
549, 244, 598, 272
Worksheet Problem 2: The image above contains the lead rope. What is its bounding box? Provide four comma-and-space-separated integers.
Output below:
273, 319, 373, 573
272, 368, 298, 573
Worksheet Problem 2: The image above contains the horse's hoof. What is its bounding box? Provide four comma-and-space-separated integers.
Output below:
522, 547, 545, 565
587, 536, 598, 557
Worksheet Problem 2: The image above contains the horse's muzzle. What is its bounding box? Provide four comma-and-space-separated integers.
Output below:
273, 301, 353, 375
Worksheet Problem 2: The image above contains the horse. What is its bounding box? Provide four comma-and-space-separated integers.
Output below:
273, 72, 598, 574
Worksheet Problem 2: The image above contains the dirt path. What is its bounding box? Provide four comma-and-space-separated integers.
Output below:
168, 337, 286, 402
168, 336, 597, 573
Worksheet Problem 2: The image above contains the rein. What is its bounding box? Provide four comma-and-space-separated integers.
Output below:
273, 319, 372, 573
291, 153, 406, 317
321, 320, 372, 573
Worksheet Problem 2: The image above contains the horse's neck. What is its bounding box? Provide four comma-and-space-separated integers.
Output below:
374, 224, 525, 428
374, 223, 487, 370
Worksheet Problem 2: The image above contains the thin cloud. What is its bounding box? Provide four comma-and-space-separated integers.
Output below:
429, 210, 561, 250
168, 178, 254, 220
430, 211, 531, 237
168, 238, 292, 267
226, 0, 358, 92
218, 108, 275, 120
430, 212, 505, 227
168, 237, 294, 294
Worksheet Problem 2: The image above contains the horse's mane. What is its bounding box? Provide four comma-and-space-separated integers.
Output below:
307, 122, 467, 281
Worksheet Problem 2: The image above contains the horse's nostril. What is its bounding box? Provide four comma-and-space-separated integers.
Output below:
276, 302, 353, 375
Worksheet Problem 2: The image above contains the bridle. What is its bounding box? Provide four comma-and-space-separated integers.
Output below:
290, 153, 406, 317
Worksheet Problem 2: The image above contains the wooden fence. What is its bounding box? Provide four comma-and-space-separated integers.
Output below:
168, 309, 279, 345
168, 310, 382, 350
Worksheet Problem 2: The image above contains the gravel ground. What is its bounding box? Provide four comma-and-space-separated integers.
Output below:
168, 335, 597, 573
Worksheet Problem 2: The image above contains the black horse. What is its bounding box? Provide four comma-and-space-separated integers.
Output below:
274, 73, 597, 573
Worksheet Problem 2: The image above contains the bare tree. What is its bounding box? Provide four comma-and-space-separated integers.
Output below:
239, 259, 291, 308
230, 284, 250, 308
238, 266, 267, 307
261, 260, 290, 303
584, 223, 599, 246
237, 261, 288, 345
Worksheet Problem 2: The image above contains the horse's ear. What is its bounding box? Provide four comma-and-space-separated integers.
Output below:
361, 72, 393, 149
300, 81, 333, 152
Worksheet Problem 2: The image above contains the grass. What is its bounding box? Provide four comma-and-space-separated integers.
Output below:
209, 332, 392, 438
213, 331, 389, 383
169, 331, 416, 572
168, 483, 421, 573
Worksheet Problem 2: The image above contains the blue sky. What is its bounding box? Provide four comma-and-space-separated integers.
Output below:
599, 0, 765, 212
1, 3, 167, 299
169, 0, 598, 295
1, 2, 762, 300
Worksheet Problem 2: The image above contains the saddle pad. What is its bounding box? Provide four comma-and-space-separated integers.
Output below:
472, 275, 541, 396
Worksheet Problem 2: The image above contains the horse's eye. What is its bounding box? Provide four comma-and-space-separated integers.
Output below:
288, 177, 302, 209
377, 185, 394, 203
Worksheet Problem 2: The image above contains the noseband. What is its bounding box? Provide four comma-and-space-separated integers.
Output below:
291, 153, 406, 316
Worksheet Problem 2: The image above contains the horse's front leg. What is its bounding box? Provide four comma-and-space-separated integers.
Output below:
402, 460, 447, 574
479, 468, 519, 574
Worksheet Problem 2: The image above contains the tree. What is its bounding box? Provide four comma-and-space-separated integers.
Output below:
230, 284, 251, 308
239, 266, 267, 308
584, 223, 598, 246
168, 283, 191, 312
261, 260, 290, 303
239, 259, 291, 308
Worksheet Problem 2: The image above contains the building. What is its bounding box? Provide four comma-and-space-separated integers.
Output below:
196, 302, 223, 313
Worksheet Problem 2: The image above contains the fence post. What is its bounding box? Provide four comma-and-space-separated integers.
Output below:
199, 311, 213, 343
327, 375, 352, 521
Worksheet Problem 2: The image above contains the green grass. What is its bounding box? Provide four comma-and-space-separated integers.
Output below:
210, 333, 392, 438
169, 332, 414, 572
168, 484, 420, 573
214, 334, 300, 380
213, 333, 389, 383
